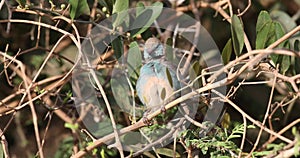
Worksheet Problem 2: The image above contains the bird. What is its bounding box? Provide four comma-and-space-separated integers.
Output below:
136, 37, 181, 113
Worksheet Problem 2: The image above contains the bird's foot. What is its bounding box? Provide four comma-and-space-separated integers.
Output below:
142, 110, 153, 125
142, 116, 152, 126
160, 106, 166, 114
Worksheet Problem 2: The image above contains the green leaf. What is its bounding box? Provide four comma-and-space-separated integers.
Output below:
295, 40, 300, 52
189, 61, 202, 88
100, 148, 105, 158
295, 144, 300, 157
112, 11, 129, 28
16, 0, 26, 7
227, 134, 241, 140
221, 112, 231, 129
281, 55, 290, 75
95, 121, 114, 137
54, 137, 73, 158
111, 70, 135, 115
136, 2, 145, 16
253, 151, 271, 156
256, 11, 273, 49
112, 0, 128, 14
269, 22, 283, 64
130, 9, 153, 37
156, 148, 181, 157
266, 22, 291, 73
127, 41, 142, 79
166, 67, 173, 88
201, 146, 209, 154
294, 40, 300, 74
231, 15, 244, 56
221, 38, 233, 65
270, 10, 299, 49
247, 125, 256, 129
273, 22, 287, 48
160, 88, 166, 100
256, 22, 273, 49
111, 36, 123, 59
64, 123, 79, 130
273, 22, 290, 74
122, 132, 143, 145
292, 127, 297, 135
270, 10, 300, 48
130, 2, 163, 37
256, 11, 272, 32
165, 38, 174, 61
69, 0, 90, 20
0, 143, 3, 158
112, 0, 129, 28
270, 10, 297, 32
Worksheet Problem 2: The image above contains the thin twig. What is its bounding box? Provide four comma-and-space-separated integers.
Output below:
85, 48, 125, 157
212, 89, 292, 144
261, 118, 300, 150
237, 0, 251, 17
247, 66, 278, 157
86, 0, 98, 35
0, 128, 10, 158
239, 115, 247, 158
181, 22, 200, 76
272, 141, 298, 158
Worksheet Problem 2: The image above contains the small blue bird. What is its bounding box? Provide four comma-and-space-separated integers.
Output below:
136, 38, 181, 112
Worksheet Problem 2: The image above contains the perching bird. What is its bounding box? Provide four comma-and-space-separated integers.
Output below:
136, 38, 181, 112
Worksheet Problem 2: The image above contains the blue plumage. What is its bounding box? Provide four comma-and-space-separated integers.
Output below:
136, 38, 180, 110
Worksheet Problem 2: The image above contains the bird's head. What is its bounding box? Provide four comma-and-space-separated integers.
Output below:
143, 38, 164, 61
